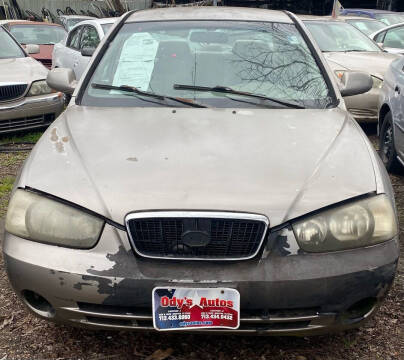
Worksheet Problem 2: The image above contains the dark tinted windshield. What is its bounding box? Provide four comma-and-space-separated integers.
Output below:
305, 21, 381, 52
83, 21, 331, 109
0, 27, 25, 59
10, 24, 66, 44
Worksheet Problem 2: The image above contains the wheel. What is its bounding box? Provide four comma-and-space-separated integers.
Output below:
379, 111, 401, 172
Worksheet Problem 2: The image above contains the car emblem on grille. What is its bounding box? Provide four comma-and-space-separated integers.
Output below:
181, 230, 210, 248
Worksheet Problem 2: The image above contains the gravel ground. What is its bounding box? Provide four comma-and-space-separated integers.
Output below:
0, 128, 402, 360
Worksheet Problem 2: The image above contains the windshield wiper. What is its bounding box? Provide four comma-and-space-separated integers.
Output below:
173, 84, 305, 109
343, 49, 368, 52
91, 83, 208, 108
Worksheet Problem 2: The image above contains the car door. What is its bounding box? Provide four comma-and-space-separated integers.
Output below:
390, 57, 404, 159
380, 26, 404, 54
75, 25, 100, 79
58, 25, 83, 77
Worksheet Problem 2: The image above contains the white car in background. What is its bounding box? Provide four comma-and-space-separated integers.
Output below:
58, 15, 95, 31
52, 18, 117, 80
371, 22, 404, 54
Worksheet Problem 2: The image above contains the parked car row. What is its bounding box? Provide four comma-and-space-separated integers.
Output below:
2, 7, 401, 336
0, 26, 63, 134
0, 16, 116, 134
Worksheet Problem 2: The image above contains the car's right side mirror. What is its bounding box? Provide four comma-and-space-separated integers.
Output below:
47, 68, 77, 95
340, 71, 373, 97
25, 44, 40, 54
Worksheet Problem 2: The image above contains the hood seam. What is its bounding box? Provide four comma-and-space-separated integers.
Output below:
281, 112, 349, 223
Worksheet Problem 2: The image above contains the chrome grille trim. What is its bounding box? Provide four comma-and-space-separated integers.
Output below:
124, 211, 269, 261
0, 82, 28, 102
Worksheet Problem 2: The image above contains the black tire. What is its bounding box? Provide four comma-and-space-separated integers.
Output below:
379, 111, 401, 173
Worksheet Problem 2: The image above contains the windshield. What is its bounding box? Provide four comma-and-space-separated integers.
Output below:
304, 21, 382, 52
374, 14, 404, 26
101, 23, 113, 34
0, 27, 25, 59
83, 21, 331, 109
10, 24, 66, 44
345, 19, 386, 35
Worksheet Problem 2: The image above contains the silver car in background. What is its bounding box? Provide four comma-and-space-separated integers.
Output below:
52, 18, 116, 80
0, 26, 63, 134
371, 22, 404, 54
3, 7, 399, 335
379, 56, 404, 171
304, 19, 399, 123
332, 16, 386, 36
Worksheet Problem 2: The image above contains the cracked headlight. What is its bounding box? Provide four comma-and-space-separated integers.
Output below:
292, 195, 397, 252
5, 189, 104, 248
27, 80, 53, 96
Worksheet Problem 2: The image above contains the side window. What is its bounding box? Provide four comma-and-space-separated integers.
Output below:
374, 31, 386, 43
67, 26, 82, 49
80, 26, 99, 49
384, 27, 404, 49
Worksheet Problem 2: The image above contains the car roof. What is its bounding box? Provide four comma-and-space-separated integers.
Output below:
59, 15, 94, 19
75, 18, 117, 26
297, 14, 326, 21
0, 19, 29, 25
126, 7, 293, 23
6, 21, 64, 27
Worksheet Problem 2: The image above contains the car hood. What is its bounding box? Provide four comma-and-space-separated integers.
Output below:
323, 51, 398, 78
0, 57, 47, 83
20, 106, 377, 227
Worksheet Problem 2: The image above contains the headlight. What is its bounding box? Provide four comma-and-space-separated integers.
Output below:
27, 80, 53, 96
372, 76, 383, 89
292, 195, 397, 253
5, 189, 104, 248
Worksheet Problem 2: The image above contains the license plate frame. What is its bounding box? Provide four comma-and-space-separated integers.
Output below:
152, 287, 240, 331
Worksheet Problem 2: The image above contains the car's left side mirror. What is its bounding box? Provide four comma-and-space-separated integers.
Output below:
340, 71, 373, 97
81, 47, 96, 57
25, 44, 40, 54
47, 67, 77, 95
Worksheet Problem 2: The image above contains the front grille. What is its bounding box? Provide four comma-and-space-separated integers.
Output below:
126, 212, 268, 260
0, 113, 55, 134
0, 84, 27, 101
71, 302, 330, 334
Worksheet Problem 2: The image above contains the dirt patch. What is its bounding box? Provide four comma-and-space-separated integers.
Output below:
0, 129, 402, 360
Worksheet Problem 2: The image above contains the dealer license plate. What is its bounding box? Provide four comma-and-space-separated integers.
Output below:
152, 287, 240, 331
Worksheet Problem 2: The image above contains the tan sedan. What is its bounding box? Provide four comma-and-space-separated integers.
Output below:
303, 18, 398, 123
0, 26, 63, 134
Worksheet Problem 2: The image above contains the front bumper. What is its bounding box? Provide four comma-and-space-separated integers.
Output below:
3, 224, 399, 336
0, 93, 64, 134
345, 87, 380, 123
